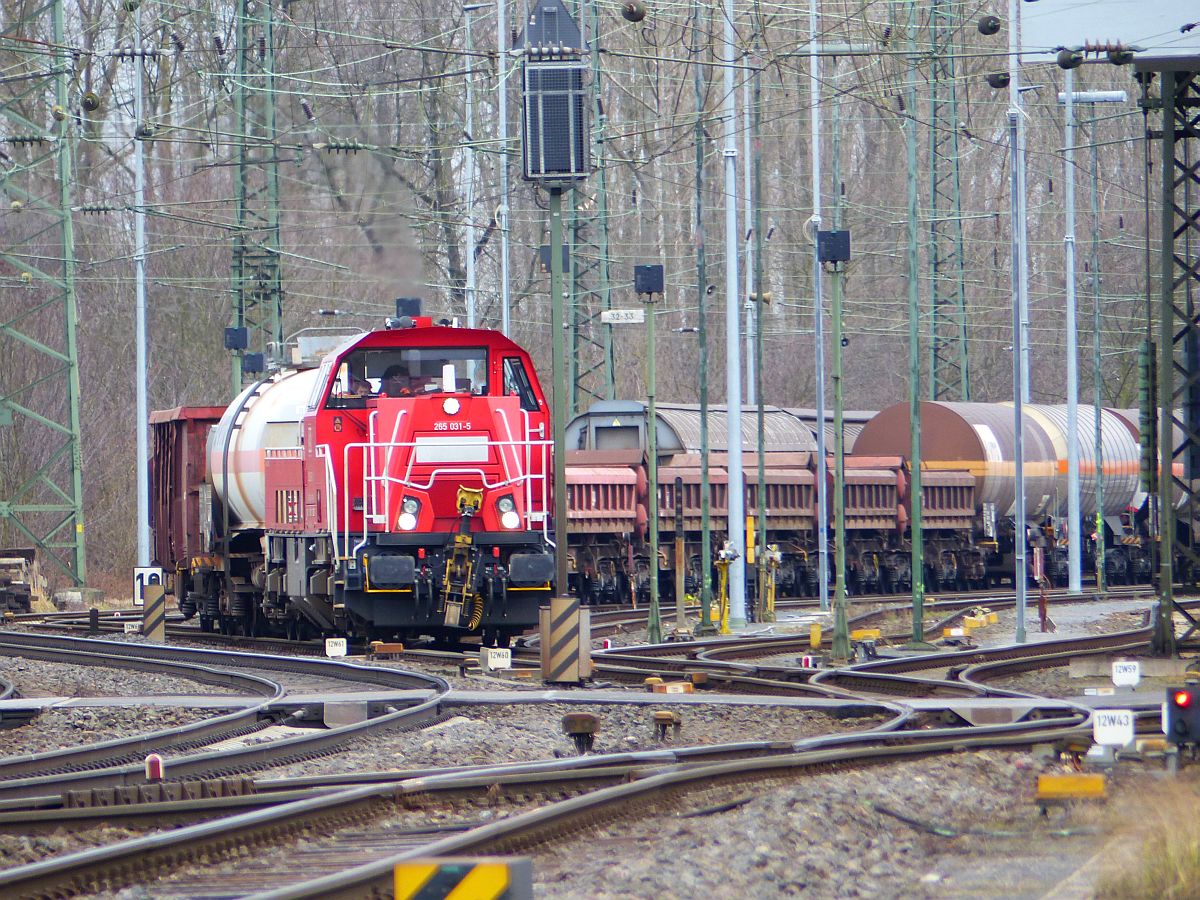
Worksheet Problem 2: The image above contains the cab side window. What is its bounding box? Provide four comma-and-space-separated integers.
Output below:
502, 357, 539, 412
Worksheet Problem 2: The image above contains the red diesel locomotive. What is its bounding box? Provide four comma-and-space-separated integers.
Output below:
151, 317, 554, 644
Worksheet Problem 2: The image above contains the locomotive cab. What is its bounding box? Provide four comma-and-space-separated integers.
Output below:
191, 318, 554, 645
298, 323, 554, 642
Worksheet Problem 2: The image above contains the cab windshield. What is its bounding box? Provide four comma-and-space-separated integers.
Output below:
326, 346, 488, 408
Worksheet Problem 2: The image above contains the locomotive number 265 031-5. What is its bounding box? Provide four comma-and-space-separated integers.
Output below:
432, 421, 472, 431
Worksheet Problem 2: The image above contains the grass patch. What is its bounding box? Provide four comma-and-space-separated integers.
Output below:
1096, 779, 1200, 899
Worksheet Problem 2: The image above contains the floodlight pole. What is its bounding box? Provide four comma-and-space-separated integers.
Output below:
693, 0, 716, 636
809, 0, 829, 613
830, 63, 851, 663
904, 0, 928, 648
1058, 86, 1126, 596
496, 0, 511, 335
1009, 105, 1028, 644
722, 0, 746, 626
1058, 81, 1128, 595
517, 0, 588, 603
133, 2, 150, 567
1063, 68, 1081, 594
645, 288, 662, 643
463, 3, 480, 327
550, 186, 569, 597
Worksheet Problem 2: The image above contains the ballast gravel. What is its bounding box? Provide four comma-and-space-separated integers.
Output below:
533, 748, 1102, 899
261, 702, 886, 778
1, 706, 223, 757
0, 826, 148, 871
0, 655, 242, 698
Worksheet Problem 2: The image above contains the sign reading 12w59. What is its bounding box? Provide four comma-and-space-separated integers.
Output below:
132, 566, 164, 609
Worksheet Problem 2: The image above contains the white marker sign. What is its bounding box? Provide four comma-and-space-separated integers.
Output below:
325, 637, 348, 658
1092, 709, 1135, 748
482, 647, 512, 670
131, 566, 164, 609
1112, 660, 1141, 688
600, 308, 645, 325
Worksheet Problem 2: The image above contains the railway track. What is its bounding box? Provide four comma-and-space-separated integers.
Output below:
0, 633, 448, 801
0, 591, 1181, 897
0, 699, 1096, 899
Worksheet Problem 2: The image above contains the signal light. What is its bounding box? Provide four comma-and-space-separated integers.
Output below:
1166, 684, 1200, 744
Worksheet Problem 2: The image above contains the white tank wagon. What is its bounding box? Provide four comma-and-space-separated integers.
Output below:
207, 369, 321, 528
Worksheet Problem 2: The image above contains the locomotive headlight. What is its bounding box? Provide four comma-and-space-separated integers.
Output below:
398, 496, 421, 531
496, 494, 520, 529
442, 397, 461, 415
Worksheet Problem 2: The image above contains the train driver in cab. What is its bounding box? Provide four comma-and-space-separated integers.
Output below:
381, 365, 416, 397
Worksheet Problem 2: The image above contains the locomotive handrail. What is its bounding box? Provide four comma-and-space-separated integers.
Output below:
316, 444, 340, 558
496, 407, 552, 542
337, 435, 553, 557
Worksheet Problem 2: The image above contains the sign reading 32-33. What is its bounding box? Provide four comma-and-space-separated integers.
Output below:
132, 566, 164, 609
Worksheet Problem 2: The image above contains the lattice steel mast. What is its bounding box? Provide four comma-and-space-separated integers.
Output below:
0, 0, 87, 583
926, 0, 970, 400
1145, 58, 1200, 654
228, 0, 283, 394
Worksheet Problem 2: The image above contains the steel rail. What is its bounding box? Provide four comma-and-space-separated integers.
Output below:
0, 633, 450, 801
0, 707, 1088, 899
249, 718, 1094, 900
0, 640, 282, 780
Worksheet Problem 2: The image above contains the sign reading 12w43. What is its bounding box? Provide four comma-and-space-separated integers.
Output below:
1093, 709, 1134, 748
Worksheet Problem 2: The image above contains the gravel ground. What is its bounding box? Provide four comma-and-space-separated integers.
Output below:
0, 655, 243, 698
103, 797, 548, 899
0, 825, 149, 871
261, 702, 885, 778
0, 706, 224, 757
531, 748, 1133, 899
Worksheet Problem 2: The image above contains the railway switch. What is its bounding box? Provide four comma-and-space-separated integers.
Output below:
1165, 683, 1200, 745
562, 712, 599, 754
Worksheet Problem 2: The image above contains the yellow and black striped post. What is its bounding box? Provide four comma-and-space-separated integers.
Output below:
394, 857, 532, 899
141, 584, 166, 642
539, 596, 591, 684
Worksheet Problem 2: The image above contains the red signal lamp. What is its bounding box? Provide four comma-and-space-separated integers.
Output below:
1174, 689, 1193, 708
